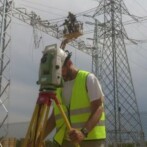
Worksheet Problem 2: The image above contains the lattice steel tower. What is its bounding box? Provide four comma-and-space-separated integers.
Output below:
0, 0, 12, 137
91, 0, 146, 146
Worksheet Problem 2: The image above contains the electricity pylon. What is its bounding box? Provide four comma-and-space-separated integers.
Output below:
92, 0, 146, 146
0, 0, 12, 137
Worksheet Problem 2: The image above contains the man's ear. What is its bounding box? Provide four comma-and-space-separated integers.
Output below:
66, 59, 72, 66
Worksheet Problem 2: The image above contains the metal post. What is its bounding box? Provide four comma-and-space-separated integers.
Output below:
0, 0, 11, 136
93, 0, 146, 146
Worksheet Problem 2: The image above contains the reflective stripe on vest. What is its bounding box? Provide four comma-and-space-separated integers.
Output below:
54, 70, 106, 144
70, 104, 105, 127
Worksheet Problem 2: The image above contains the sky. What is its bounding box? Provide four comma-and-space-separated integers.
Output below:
1, 0, 147, 123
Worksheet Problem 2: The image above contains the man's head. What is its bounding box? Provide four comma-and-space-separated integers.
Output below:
62, 50, 78, 81
63, 50, 72, 66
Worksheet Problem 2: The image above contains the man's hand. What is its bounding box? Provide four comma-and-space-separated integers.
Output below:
68, 128, 85, 143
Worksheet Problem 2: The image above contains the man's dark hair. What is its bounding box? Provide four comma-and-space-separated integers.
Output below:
63, 50, 72, 66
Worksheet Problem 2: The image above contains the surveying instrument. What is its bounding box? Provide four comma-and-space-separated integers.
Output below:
22, 13, 83, 147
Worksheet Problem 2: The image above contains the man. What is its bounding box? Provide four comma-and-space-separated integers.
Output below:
44, 51, 106, 147
67, 12, 77, 32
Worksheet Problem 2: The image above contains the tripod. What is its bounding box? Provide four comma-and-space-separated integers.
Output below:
22, 90, 80, 147
22, 18, 83, 146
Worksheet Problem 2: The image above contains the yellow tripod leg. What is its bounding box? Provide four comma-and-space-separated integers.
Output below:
57, 104, 80, 147
22, 92, 52, 147
53, 94, 80, 147
37, 104, 50, 147
22, 103, 40, 147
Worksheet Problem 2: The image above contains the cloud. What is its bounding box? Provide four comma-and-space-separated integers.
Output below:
4, 0, 147, 123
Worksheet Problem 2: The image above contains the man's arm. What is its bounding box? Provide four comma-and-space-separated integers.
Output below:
84, 74, 104, 132
68, 98, 103, 143
83, 98, 103, 132
43, 110, 56, 139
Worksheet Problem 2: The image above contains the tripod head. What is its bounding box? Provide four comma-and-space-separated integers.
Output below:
37, 44, 68, 91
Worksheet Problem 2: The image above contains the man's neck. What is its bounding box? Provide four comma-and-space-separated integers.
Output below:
71, 68, 79, 80
65, 67, 79, 81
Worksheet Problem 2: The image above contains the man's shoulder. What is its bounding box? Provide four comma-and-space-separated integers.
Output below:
78, 70, 90, 75
78, 70, 98, 82
87, 73, 97, 80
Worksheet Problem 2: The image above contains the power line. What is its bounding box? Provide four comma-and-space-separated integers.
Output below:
17, 0, 97, 22
21, 4, 65, 17
20, 0, 68, 13
124, 16, 147, 25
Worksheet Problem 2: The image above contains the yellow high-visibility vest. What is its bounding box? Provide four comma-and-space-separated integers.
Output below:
54, 70, 106, 145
